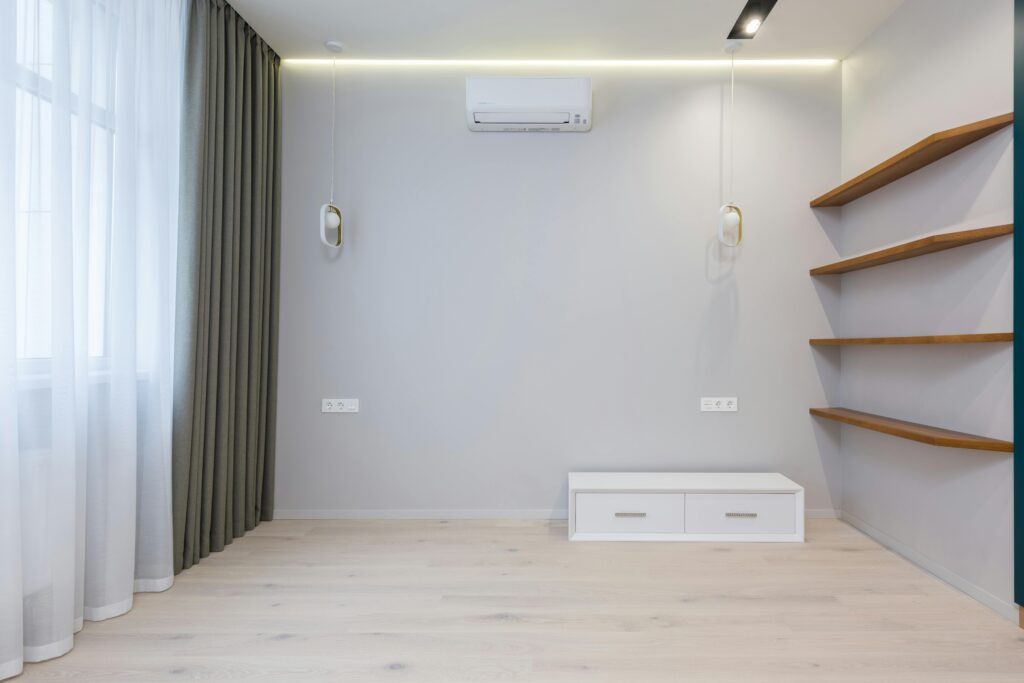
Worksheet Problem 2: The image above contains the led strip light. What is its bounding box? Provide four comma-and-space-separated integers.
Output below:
284, 58, 837, 67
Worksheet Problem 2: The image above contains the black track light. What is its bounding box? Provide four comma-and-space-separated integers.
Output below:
727, 0, 778, 39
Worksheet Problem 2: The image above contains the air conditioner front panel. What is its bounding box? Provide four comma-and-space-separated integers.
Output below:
466, 77, 591, 132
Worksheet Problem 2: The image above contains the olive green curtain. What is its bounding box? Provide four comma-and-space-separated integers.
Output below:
172, 0, 281, 573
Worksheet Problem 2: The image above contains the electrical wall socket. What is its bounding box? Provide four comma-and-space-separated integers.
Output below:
322, 398, 359, 413
701, 397, 737, 412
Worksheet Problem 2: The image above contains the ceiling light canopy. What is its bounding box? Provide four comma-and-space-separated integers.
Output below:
728, 0, 778, 39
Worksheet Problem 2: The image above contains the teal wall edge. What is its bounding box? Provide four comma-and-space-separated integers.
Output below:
1015, 0, 1022, 609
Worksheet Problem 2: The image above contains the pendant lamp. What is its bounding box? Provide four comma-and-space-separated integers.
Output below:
718, 40, 743, 248
320, 40, 344, 249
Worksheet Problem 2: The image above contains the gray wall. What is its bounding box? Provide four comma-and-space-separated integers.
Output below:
837, 0, 1015, 619
274, 64, 844, 516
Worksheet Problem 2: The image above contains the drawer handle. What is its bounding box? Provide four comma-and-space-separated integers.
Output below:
725, 512, 758, 518
614, 512, 647, 518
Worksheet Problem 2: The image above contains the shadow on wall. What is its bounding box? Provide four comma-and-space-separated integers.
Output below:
810, 345, 842, 405
809, 203, 843, 334
697, 234, 739, 384
810, 202, 844, 254
810, 274, 842, 335
840, 342, 1013, 438
839, 235, 1012, 334
841, 128, 1012, 252
810, 418, 842, 506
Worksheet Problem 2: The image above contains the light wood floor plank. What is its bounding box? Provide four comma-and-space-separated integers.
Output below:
18, 519, 1024, 681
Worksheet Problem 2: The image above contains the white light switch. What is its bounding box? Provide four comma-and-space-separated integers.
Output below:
701, 397, 737, 412
322, 398, 359, 413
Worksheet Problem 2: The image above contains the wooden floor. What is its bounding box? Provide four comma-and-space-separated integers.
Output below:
20, 519, 1024, 681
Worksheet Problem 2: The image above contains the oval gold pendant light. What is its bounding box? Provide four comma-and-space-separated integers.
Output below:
719, 41, 743, 248
320, 41, 344, 249
718, 203, 742, 247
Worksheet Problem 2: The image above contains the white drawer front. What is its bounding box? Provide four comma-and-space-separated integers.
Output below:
684, 493, 796, 534
574, 492, 686, 534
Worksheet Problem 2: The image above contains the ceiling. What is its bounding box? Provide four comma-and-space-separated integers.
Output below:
229, 0, 904, 61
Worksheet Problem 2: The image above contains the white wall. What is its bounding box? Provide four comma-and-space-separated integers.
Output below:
837, 0, 1014, 618
275, 64, 844, 517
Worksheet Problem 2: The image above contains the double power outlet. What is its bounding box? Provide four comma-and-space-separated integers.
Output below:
701, 397, 738, 412
322, 398, 359, 413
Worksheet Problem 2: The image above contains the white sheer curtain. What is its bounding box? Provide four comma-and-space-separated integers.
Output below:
1, 0, 184, 677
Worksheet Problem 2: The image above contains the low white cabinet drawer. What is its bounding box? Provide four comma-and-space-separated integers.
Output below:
574, 493, 686, 534
684, 493, 796, 534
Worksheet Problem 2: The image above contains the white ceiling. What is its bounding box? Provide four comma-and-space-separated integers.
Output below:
229, 0, 903, 61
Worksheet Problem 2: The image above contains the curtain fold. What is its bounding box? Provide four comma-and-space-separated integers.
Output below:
1, 0, 184, 678
173, 0, 281, 574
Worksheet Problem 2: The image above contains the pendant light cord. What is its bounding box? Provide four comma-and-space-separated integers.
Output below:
729, 50, 735, 204
330, 58, 337, 204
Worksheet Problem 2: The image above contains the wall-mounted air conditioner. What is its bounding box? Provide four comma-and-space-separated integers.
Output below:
466, 77, 592, 132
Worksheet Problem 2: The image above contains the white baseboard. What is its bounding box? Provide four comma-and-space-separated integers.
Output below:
276, 508, 839, 521
273, 508, 569, 520
841, 511, 1018, 622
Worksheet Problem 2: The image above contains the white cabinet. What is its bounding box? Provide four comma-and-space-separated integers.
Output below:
568, 473, 804, 542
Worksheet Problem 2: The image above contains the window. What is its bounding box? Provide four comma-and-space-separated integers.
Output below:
15, 0, 117, 359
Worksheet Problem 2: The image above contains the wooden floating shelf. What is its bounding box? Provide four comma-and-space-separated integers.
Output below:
810, 224, 1013, 275
810, 407, 1013, 453
810, 113, 1014, 207
809, 333, 1014, 346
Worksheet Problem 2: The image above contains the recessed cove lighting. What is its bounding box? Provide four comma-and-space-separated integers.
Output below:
728, 0, 777, 40
283, 58, 836, 68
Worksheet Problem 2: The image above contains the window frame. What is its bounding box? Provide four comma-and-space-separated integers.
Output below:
13, 29, 117, 362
